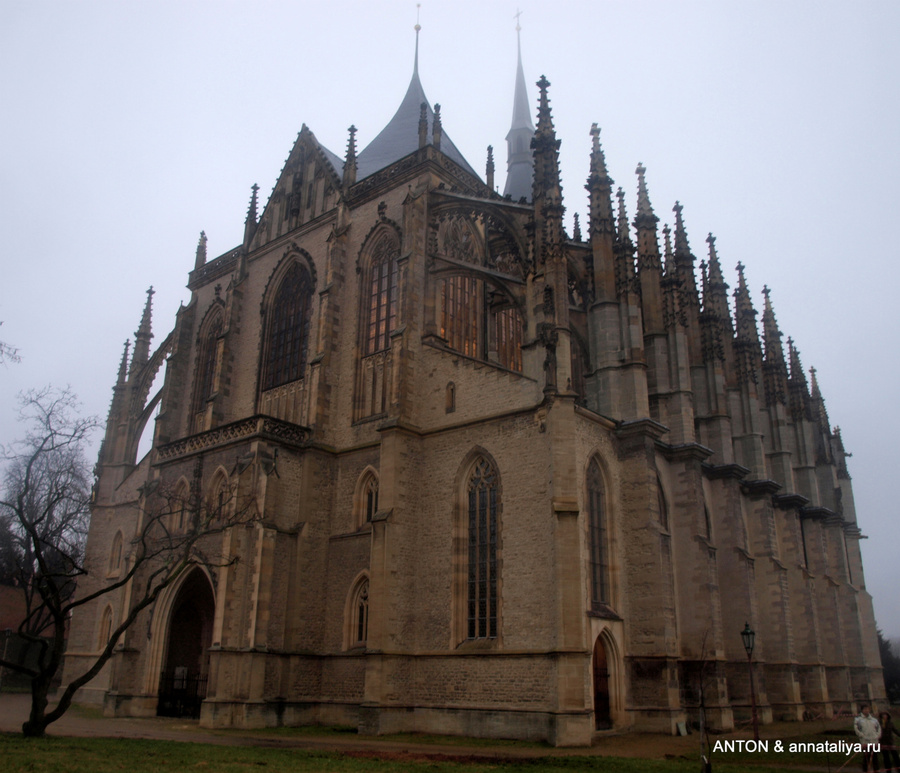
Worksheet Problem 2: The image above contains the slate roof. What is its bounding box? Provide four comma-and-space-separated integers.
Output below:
356, 60, 478, 181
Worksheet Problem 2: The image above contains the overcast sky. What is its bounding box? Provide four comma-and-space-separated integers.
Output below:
2, 0, 898, 640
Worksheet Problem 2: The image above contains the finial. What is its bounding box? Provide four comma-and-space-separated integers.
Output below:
663, 223, 673, 273
194, 230, 208, 270
486, 145, 495, 191
672, 201, 692, 258
432, 103, 442, 150
414, 4, 422, 75
573, 212, 582, 242
117, 339, 131, 386
635, 162, 656, 221
243, 184, 259, 248
343, 125, 358, 186
616, 187, 629, 240
246, 184, 259, 222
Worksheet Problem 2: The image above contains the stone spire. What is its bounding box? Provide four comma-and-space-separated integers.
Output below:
672, 202, 700, 318
130, 287, 154, 373
586, 124, 616, 301
504, 17, 535, 201
194, 230, 207, 271
809, 366, 831, 430
698, 234, 730, 363
572, 212, 582, 242
634, 163, 664, 332
733, 263, 759, 342
343, 125, 358, 187
732, 261, 761, 383
116, 339, 130, 387
703, 234, 730, 324
660, 223, 684, 330
531, 75, 565, 265
614, 187, 636, 298
761, 286, 788, 406
432, 103, 442, 150
486, 145, 495, 192
243, 183, 259, 248
787, 337, 811, 420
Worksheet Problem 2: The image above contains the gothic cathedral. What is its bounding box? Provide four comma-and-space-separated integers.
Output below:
63, 32, 884, 746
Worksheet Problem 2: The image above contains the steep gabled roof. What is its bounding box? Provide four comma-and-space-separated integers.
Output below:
356, 44, 477, 181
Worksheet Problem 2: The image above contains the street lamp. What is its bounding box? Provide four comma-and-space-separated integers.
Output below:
741, 622, 760, 742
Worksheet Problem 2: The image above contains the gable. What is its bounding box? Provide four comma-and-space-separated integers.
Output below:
251, 126, 343, 249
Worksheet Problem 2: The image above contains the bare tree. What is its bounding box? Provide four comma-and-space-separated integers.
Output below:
0, 321, 21, 364
0, 388, 255, 737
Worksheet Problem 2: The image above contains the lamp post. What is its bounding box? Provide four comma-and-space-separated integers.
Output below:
741, 622, 760, 742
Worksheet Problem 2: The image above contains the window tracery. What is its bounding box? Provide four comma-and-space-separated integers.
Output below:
467, 456, 499, 639
262, 262, 313, 391
364, 231, 399, 355
587, 458, 610, 609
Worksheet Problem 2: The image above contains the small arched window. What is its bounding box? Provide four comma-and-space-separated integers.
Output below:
344, 574, 371, 649
364, 231, 399, 355
262, 262, 313, 391
657, 476, 669, 532
354, 579, 369, 645
108, 531, 124, 576
355, 470, 379, 528
587, 458, 610, 609
207, 471, 230, 525
98, 605, 113, 650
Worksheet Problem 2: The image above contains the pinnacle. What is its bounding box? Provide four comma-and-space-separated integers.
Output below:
616, 188, 632, 243
535, 75, 554, 135
673, 201, 692, 258
635, 163, 657, 223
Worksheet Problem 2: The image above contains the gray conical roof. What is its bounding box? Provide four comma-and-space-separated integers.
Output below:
356, 43, 477, 181
503, 30, 535, 201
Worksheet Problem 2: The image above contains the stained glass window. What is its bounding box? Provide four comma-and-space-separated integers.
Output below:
467, 457, 498, 639
263, 263, 313, 390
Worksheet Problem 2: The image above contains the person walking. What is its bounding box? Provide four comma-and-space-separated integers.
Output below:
855, 704, 882, 772
880, 711, 900, 773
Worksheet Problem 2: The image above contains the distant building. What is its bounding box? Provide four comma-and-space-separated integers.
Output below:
63, 29, 883, 745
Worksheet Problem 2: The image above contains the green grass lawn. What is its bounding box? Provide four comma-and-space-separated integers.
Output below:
0, 733, 837, 773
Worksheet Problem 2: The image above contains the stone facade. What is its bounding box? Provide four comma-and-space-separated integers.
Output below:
62, 39, 884, 746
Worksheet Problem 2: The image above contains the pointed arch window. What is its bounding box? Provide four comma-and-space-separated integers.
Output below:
207, 471, 230, 526
657, 477, 669, 532
587, 459, 610, 610
467, 456, 499, 639
262, 262, 313, 391
98, 605, 113, 650
365, 232, 399, 355
354, 579, 369, 645
108, 531, 124, 576
355, 469, 379, 528
344, 574, 371, 649
193, 312, 223, 414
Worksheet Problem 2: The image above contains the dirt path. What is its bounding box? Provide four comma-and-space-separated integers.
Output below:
0, 692, 851, 768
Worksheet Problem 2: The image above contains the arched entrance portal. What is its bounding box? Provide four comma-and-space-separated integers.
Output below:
592, 636, 612, 730
157, 569, 215, 718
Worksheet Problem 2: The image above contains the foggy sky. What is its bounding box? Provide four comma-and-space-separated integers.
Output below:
1, 0, 898, 638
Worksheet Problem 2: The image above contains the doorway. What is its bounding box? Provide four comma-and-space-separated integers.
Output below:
592, 635, 612, 730
157, 570, 214, 718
